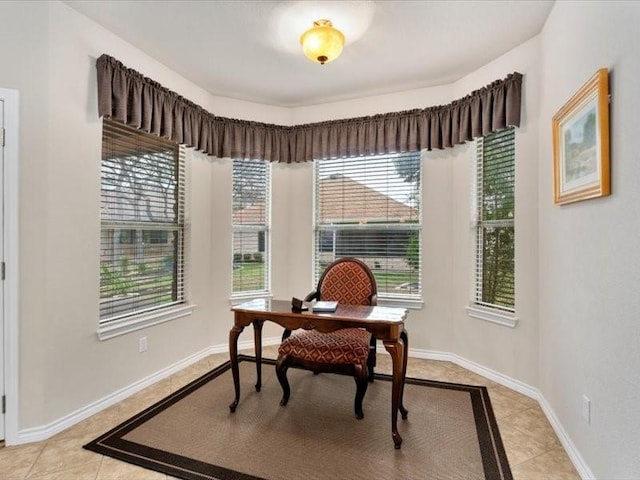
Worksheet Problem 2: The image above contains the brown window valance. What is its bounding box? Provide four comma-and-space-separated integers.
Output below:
97, 54, 522, 163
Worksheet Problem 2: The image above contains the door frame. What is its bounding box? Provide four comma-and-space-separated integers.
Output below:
0, 88, 19, 444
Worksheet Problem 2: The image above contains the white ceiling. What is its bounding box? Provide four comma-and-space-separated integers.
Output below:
65, 0, 554, 107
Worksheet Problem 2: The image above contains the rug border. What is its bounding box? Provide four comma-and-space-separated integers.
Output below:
84, 355, 512, 480
84, 358, 264, 480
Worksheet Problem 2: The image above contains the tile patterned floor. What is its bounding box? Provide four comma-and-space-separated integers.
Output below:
0, 347, 580, 479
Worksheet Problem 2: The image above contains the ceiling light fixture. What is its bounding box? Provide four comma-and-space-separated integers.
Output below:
300, 19, 345, 65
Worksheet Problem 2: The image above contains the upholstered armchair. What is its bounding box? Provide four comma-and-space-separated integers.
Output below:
275, 257, 377, 419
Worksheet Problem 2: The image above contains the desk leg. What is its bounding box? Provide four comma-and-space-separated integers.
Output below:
229, 324, 244, 412
253, 319, 264, 392
383, 339, 405, 449
399, 329, 409, 420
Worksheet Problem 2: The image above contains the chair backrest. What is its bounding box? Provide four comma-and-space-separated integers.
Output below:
317, 258, 377, 306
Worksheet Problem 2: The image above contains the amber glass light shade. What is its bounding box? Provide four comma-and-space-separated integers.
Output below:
300, 19, 345, 65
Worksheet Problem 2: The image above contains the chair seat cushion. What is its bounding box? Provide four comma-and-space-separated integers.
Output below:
279, 328, 371, 365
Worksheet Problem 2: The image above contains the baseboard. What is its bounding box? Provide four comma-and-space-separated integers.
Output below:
408, 347, 593, 479
15, 337, 282, 445
432, 349, 539, 399
537, 394, 595, 479
14, 338, 593, 480
15, 345, 215, 444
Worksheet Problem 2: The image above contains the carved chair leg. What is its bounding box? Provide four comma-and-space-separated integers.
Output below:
353, 363, 369, 420
367, 347, 375, 383
275, 355, 291, 406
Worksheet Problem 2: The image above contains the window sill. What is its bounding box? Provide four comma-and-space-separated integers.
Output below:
97, 304, 196, 341
230, 292, 273, 306
466, 304, 517, 328
378, 296, 424, 310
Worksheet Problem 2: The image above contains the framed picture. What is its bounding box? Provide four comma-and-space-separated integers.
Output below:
552, 68, 610, 205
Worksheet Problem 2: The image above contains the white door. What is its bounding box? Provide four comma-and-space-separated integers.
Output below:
0, 97, 5, 441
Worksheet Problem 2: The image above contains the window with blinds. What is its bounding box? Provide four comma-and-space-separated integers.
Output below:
232, 159, 270, 295
100, 120, 186, 322
474, 127, 515, 311
314, 153, 422, 299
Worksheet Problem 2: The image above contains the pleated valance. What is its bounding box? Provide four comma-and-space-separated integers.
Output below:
97, 54, 522, 163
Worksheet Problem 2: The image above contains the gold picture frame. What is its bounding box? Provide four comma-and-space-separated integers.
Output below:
552, 68, 610, 205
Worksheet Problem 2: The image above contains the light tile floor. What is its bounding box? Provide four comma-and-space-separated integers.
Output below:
0, 346, 580, 480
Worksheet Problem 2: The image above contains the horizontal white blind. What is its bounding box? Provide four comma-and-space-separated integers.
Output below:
232, 159, 270, 295
100, 120, 185, 321
314, 153, 421, 297
475, 128, 515, 311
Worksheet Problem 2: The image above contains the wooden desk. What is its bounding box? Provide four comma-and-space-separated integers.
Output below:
229, 299, 409, 448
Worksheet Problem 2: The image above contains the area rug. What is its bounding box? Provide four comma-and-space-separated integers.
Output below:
84, 355, 512, 480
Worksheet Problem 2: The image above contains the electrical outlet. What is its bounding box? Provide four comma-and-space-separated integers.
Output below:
139, 336, 148, 353
581, 394, 591, 424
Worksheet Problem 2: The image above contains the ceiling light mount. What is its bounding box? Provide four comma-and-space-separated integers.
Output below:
300, 19, 345, 65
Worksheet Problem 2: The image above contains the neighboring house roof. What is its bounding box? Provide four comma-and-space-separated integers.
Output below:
233, 175, 418, 225
318, 175, 418, 224
233, 203, 266, 225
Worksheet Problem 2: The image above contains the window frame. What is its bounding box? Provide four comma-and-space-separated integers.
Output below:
467, 127, 517, 327
231, 158, 272, 300
312, 152, 423, 309
98, 120, 193, 340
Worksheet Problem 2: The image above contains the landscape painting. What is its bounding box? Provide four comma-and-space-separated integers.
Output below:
561, 98, 598, 191
553, 68, 610, 205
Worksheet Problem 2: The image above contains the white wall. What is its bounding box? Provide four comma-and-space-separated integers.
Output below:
288, 36, 542, 385
0, 0, 51, 429
6, 2, 639, 476
0, 0, 540, 436
289, 40, 542, 372
0, 0, 291, 430
449, 36, 541, 387
538, 2, 640, 477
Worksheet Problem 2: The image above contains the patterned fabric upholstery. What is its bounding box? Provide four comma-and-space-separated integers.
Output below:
276, 258, 377, 418
319, 261, 374, 305
279, 328, 371, 365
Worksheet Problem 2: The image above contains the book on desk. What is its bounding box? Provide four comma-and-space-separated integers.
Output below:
311, 301, 338, 313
